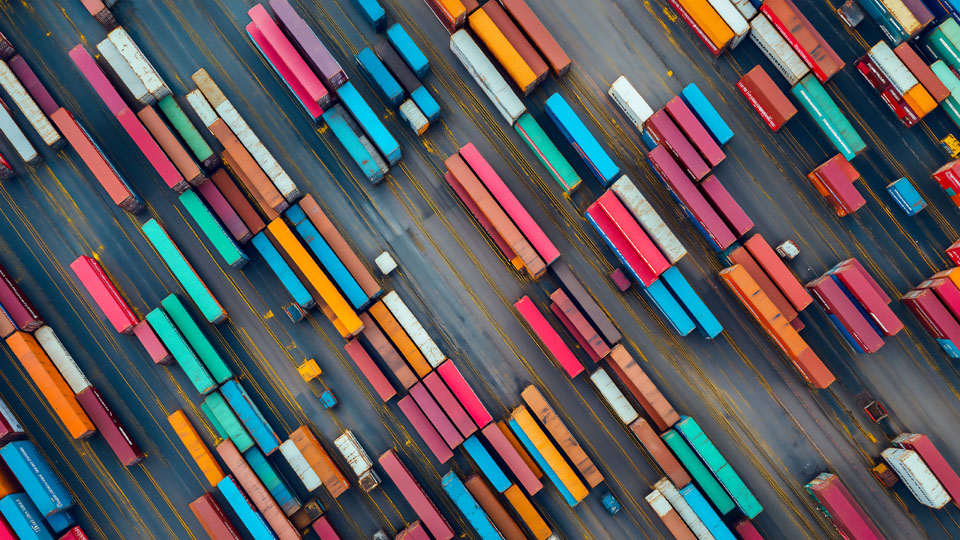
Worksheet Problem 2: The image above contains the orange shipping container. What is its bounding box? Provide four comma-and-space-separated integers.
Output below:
510, 406, 588, 504
212, 120, 285, 214
604, 344, 679, 431
368, 301, 431, 377
904, 85, 937, 118
503, 484, 552, 540
5, 332, 95, 439
675, 0, 735, 50
168, 409, 226, 486
468, 10, 538, 95
0, 462, 19, 499
728, 247, 798, 322
137, 105, 205, 186
290, 425, 349, 498
463, 475, 525, 540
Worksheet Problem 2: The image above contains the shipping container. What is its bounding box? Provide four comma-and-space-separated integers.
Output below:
0, 306, 14, 340
189, 492, 243, 540
145, 307, 217, 394
66, 45, 126, 115
204, 390, 254, 451
791, 75, 866, 160
545, 93, 620, 186
645, 489, 696, 540
514, 113, 582, 193
5, 333, 94, 439
246, 22, 323, 121
368, 301, 431, 376
499, 0, 570, 75
586, 195, 668, 287
116, 106, 190, 192
460, 476, 524, 540
220, 380, 280, 455
250, 232, 314, 309
669, 0, 735, 55
700, 175, 753, 237
168, 410, 225, 486
0, 397, 24, 444
279, 439, 322, 492
381, 291, 443, 368
67, 256, 137, 335
654, 478, 713, 540
243, 447, 300, 517
514, 296, 583, 377
551, 266, 617, 348
868, 41, 919, 95
886, 177, 926, 215
399, 99, 428, 135
605, 344, 679, 430
480, 422, 541, 495
356, 48, 405, 108
805, 473, 885, 540
469, 10, 537, 94
197, 177, 251, 243
645, 109, 711, 181
374, 40, 420, 95
352, 0, 387, 30
310, 515, 341, 540
378, 449, 454, 540
830, 261, 902, 336
157, 96, 219, 169
926, 24, 960, 74
0, 441, 72, 517
289, 426, 349, 498
137, 105, 204, 186
75, 387, 143, 466
8, 55, 55, 119
440, 472, 503, 539
882, 448, 950, 508
420, 372, 474, 438
502, 484, 552, 540
0, 493, 53, 540
664, 96, 726, 167
106, 28, 170, 100
902, 288, 960, 357
216, 441, 299, 539
58, 525, 89, 540
180, 190, 249, 268
459, 436, 509, 493
0, 61, 59, 148
609, 76, 654, 133
589, 369, 639, 424
343, 339, 395, 401
894, 433, 960, 507
216, 475, 275, 540
358, 313, 416, 389
0, 97, 37, 164
321, 105, 385, 183
336, 82, 401, 165
630, 418, 691, 487
398, 395, 455, 463
521, 386, 602, 487
410, 382, 462, 449
750, 13, 810, 86
762, 0, 845, 82
482, 2, 548, 85
660, 266, 723, 339
270, 0, 346, 90
332, 430, 378, 492
680, 484, 737, 540
807, 155, 867, 216
745, 234, 812, 312
894, 43, 949, 102
450, 30, 526, 124
299, 196, 380, 300
737, 66, 797, 131
437, 360, 492, 427
551, 288, 609, 359
641, 279, 697, 336
661, 429, 735, 515
32, 327, 89, 396
96, 38, 152, 105
508, 406, 588, 506
424, 0, 467, 33
728, 246, 798, 322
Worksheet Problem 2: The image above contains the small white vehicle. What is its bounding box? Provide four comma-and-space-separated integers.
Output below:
776, 240, 800, 260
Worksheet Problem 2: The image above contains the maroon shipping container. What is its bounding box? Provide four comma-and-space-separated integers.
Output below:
734, 519, 765, 540
8, 56, 58, 117
499, 0, 571, 76
410, 382, 463, 449
58, 526, 92, 540
344, 339, 396, 402
895, 433, 960, 508
422, 371, 477, 438
482, 2, 548, 84
728, 247, 798, 322
808, 158, 866, 217
902, 288, 960, 344
831, 263, 903, 336
210, 169, 265, 235
550, 302, 601, 363
378, 449, 455, 540
270, 0, 348, 91
737, 66, 797, 131
76, 386, 144, 466
359, 312, 418, 389
311, 515, 341, 540
699, 175, 754, 237
69, 255, 138, 334
396, 520, 431, 540
215, 440, 299, 540
480, 422, 543, 496
0, 396, 25, 443
663, 96, 725, 167
197, 178, 251, 242
807, 276, 885, 353
806, 473, 884, 540
133, 321, 172, 365
629, 418, 691, 488
189, 493, 243, 540
0, 263, 42, 332
551, 263, 622, 345
645, 110, 711, 181
610, 268, 631, 292
647, 146, 736, 250
550, 288, 609, 359
921, 277, 960, 321
0, 31, 12, 60
397, 395, 454, 463
894, 43, 949, 102
947, 240, 960, 266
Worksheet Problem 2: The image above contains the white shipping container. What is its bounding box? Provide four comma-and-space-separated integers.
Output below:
34, 326, 92, 395
611, 176, 686, 263
382, 291, 445, 368
399, 99, 429, 136
0, 98, 39, 164
107, 28, 171, 101
882, 448, 950, 508
868, 42, 919, 95
654, 479, 714, 540
608, 76, 654, 132
645, 490, 695, 536
750, 14, 809, 86
730, 0, 757, 20
279, 440, 323, 491
879, 0, 923, 35
589, 369, 639, 424
96, 38, 153, 106
705, 0, 750, 48
449, 30, 526, 125
0, 396, 23, 435
333, 430, 374, 476
185, 89, 219, 129
0, 61, 60, 148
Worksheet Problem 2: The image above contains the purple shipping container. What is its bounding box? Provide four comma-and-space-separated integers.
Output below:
645, 110, 710, 180
397, 396, 454, 463
700, 175, 753, 237
923, 278, 960, 323
269, 0, 347, 91
197, 179, 252, 242
808, 276, 885, 353
76, 386, 144, 466
0, 264, 42, 332
8, 56, 57, 116
664, 96, 725, 167
902, 289, 960, 344
647, 146, 735, 250
410, 382, 463, 449
68, 45, 126, 115
832, 263, 902, 336
116, 107, 188, 192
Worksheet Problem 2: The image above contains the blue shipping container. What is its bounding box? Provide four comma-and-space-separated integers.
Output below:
337, 82, 402, 165
220, 380, 281, 455
356, 48, 405, 108
44, 508, 73, 534
640, 129, 657, 151
680, 84, 734, 145
462, 435, 511, 493
322, 105, 385, 184
0, 494, 53, 540
660, 266, 723, 339
242, 447, 300, 517
680, 484, 736, 540
411, 86, 441, 122
886, 177, 927, 215
938, 338, 960, 358
507, 417, 578, 507
545, 93, 620, 186
441, 472, 505, 540
920, 0, 954, 21
251, 232, 314, 309
0, 441, 73, 517
352, 0, 387, 30
386, 24, 430, 78
284, 206, 368, 310
217, 476, 275, 540
641, 279, 696, 336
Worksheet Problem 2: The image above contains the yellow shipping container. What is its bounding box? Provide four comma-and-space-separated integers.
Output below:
267, 219, 363, 336
468, 10, 538, 95
437, 0, 467, 21
504, 484, 552, 540
509, 406, 588, 505
904, 85, 937, 118
168, 410, 225, 486
676, 0, 735, 50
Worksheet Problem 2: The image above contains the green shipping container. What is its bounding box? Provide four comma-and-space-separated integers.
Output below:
926, 28, 960, 73
202, 391, 254, 452
791, 75, 866, 161
142, 219, 227, 324
158, 95, 217, 167
514, 113, 582, 194
675, 417, 762, 519
661, 429, 735, 514
179, 190, 248, 269
145, 307, 216, 394
242, 447, 300, 516
161, 293, 233, 384
200, 400, 230, 441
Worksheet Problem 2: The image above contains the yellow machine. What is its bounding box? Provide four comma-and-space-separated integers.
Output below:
298, 359, 323, 381
941, 134, 960, 159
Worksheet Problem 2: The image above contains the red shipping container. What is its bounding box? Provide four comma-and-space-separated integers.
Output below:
76, 386, 144, 466
840, 258, 889, 303
359, 313, 418, 390
595, 190, 670, 278
410, 382, 463, 449
664, 96, 725, 167
397, 396, 454, 464
737, 66, 797, 131
550, 288, 609, 359
58, 526, 91, 540
947, 240, 960, 266
586, 202, 659, 287
629, 418, 691, 487
922, 278, 960, 322
133, 321, 172, 365
378, 449, 455, 540
424, 0, 466, 34
645, 110, 711, 180
894, 433, 960, 508
116, 107, 188, 192
69, 256, 138, 334
499, 0, 571, 75
445, 172, 519, 266
514, 296, 584, 377
248, 5, 330, 108
700, 175, 754, 237
934, 160, 960, 195
806, 473, 884, 540
745, 234, 812, 311
189, 493, 243, 540
761, 0, 844, 82
482, 2, 549, 84
807, 276, 885, 353
210, 169, 265, 235
894, 43, 949, 103
197, 177, 251, 243
480, 423, 543, 496
423, 371, 477, 438
902, 289, 960, 346
831, 264, 902, 336
437, 360, 492, 428
728, 247, 798, 322
311, 515, 341, 540
0, 264, 41, 332
344, 339, 396, 402
734, 519, 764, 539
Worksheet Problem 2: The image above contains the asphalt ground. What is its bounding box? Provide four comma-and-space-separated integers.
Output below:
0, 0, 958, 538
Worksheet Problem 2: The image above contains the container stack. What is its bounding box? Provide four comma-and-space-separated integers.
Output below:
807, 154, 866, 217
856, 0, 932, 45
855, 42, 943, 127
902, 267, 960, 358
806, 258, 903, 354
667, 0, 750, 57
0, 439, 84, 537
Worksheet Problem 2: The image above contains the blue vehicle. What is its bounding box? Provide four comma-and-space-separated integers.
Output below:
250, 232, 314, 309
601, 491, 622, 515
680, 83, 733, 145
336, 82, 401, 165
322, 105, 386, 184
642, 279, 696, 336
0, 441, 73, 517
352, 0, 386, 30
0, 493, 54, 540
320, 389, 337, 408
411, 86, 441, 122
356, 48, 405, 108
545, 93, 621, 186
386, 24, 430, 78
660, 266, 723, 339
220, 379, 281, 455
886, 177, 927, 215
441, 472, 504, 539
462, 435, 510, 492
217, 476, 275, 540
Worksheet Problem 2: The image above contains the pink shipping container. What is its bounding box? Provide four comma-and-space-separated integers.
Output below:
947, 240, 960, 266
595, 191, 670, 278
480, 422, 543, 495
246, 22, 323, 121
76, 386, 144, 466
0, 263, 42, 331
423, 371, 477, 438
806, 473, 883, 540
514, 296, 584, 377
843, 258, 889, 303
0, 517, 12, 540
68, 45, 127, 115
378, 449, 455, 540
69, 256, 138, 334
663, 96, 725, 167
197, 178, 252, 242
807, 276, 885, 353
648, 146, 736, 250
458, 143, 560, 265
410, 382, 463, 449
734, 519, 765, 539
133, 321, 172, 365
700, 175, 754, 237
922, 278, 960, 322
586, 201, 659, 286
8, 56, 58, 116
895, 433, 960, 508
444, 172, 518, 264
436, 360, 492, 428
832, 263, 902, 336
58, 526, 91, 540
396, 521, 431, 539
902, 289, 960, 345
344, 339, 396, 402
551, 302, 601, 363
397, 396, 454, 463
248, 5, 329, 108
311, 515, 341, 540
116, 107, 188, 192
645, 110, 710, 180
